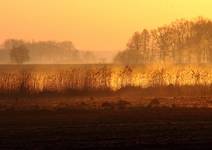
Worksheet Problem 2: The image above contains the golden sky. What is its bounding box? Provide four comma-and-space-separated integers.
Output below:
0, 0, 212, 51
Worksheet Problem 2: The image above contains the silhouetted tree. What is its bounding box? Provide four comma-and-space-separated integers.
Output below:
4, 39, 25, 50
114, 49, 143, 64
127, 32, 142, 51
114, 30, 150, 64
10, 45, 30, 64
140, 29, 150, 63
114, 17, 212, 64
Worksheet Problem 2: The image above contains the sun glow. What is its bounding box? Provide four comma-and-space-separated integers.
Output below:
1, 0, 212, 51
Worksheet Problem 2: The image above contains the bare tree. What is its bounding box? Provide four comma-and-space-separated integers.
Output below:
114, 49, 143, 64
127, 32, 142, 51
10, 45, 30, 64
140, 29, 150, 63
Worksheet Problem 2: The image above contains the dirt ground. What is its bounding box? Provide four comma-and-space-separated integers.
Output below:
0, 107, 212, 149
1, 95, 212, 111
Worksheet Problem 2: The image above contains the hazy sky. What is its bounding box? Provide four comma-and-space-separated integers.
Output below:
0, 0, 212, 51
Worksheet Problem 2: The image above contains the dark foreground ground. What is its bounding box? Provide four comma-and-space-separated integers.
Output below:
0, 108, 212, 150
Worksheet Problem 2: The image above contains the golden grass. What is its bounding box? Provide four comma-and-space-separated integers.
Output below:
0, 64, 212, 94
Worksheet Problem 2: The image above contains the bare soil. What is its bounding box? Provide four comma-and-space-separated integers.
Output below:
0, 108, 212, 149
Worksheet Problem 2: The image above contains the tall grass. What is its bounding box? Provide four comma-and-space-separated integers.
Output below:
1, 64, 212, 95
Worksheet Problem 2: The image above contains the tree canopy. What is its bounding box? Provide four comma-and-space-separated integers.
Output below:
10, 44, 30, 64
114, 17, 212, 64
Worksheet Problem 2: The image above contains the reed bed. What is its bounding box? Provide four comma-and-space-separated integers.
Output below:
0, 64, 212, 95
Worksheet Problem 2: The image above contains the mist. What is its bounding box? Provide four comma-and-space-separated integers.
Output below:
0, 40, 117, 64
1, 17, 212, 65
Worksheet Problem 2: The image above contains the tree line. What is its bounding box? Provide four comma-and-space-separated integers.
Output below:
1, 39, 96, 64
114, 17, 212, 64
